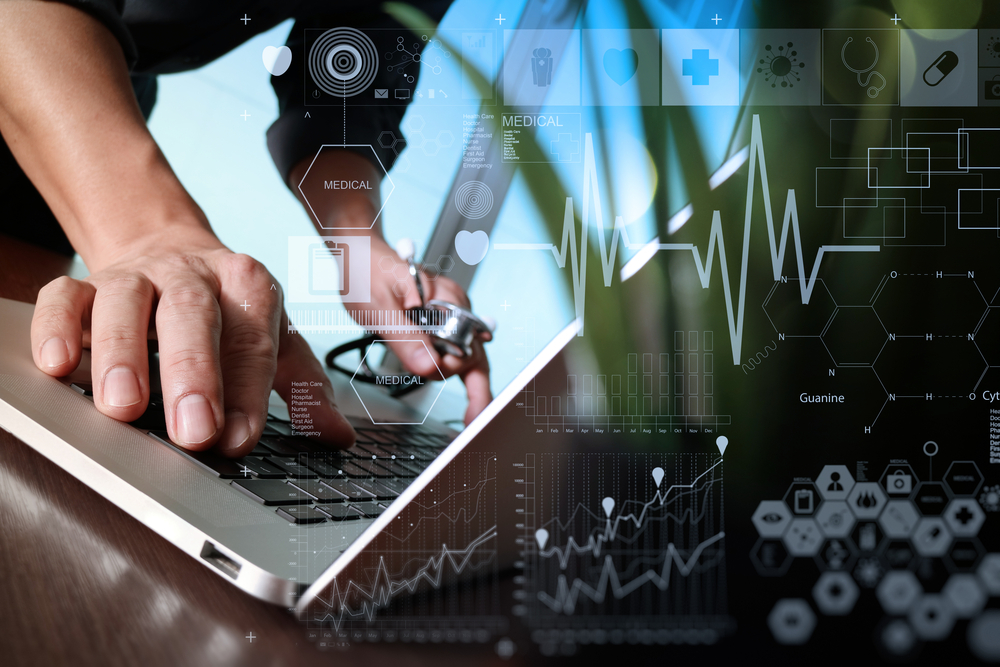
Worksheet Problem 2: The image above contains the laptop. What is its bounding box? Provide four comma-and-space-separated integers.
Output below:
0, 294, 580, 619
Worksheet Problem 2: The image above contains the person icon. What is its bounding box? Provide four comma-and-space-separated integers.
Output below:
828, 472, 844, 492
531, 47, 553, 87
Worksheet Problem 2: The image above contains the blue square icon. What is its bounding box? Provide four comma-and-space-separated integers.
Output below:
662, 29, 739, 106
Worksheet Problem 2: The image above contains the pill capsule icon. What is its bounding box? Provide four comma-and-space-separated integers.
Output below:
923, 50, 959, 87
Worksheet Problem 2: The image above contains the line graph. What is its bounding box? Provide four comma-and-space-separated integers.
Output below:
539, 532, 726, 614
495, 114, 880, 363
311, 526, 498, 628
514, 452, 733, 647
303, 451, 503, 643
538, 458, 723, 568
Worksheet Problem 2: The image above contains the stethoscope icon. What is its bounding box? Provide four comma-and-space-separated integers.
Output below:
841, 36, 886, 99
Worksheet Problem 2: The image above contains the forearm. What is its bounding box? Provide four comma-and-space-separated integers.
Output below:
0, 0, 215, 270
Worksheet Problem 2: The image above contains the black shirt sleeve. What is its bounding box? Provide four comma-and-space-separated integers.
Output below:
267, 8, 447, 186
53, 0, 138, 69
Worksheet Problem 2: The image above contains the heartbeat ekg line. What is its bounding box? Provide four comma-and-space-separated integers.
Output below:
494, 114, 880, 363
538, 532, 726, 615
540, 459, 722, 569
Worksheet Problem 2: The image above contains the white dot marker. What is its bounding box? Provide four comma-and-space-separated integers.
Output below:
535, 528, 549, 550
716, 436, 729, 456
602, 497, 615, 518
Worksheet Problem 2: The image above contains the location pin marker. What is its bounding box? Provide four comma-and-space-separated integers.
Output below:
716, 435, 729, 456
535, 528, 549, 550
602, 497, 615, 518
652, 467, 664, 488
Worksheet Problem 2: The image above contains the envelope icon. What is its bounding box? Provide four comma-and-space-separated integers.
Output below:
374, 89, 388, 99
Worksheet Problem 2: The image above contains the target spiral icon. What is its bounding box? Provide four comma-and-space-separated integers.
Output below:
454, 181, 494, 220
308, 27, 378, 98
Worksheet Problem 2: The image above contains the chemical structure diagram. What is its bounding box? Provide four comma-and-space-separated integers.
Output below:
760, 270, 1000, 431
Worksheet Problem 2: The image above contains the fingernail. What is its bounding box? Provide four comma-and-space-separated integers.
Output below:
40, 338, 69, 369
176, 394, 216, 445
104, 366, 141, 407
221, 411, 251, 452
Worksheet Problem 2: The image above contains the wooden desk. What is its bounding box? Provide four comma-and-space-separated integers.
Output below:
0, 236, 517, 667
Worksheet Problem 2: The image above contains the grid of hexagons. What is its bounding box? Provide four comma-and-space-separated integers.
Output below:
751, 458, 1000, 657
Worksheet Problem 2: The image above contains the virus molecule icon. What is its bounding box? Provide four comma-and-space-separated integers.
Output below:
757, 42, 805, 88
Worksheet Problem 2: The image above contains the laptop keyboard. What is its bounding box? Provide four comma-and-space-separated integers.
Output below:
69, 383, 452, 525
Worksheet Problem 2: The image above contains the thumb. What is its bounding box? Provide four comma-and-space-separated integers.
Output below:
273, 314, 355, 448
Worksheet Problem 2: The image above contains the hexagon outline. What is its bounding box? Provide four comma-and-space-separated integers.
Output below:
876, 570, 922, 615
815, 500, 855, 539
816, 465, 855, 502
942, 573, 987, 618
784, 517, 824, 557
908, 594, 956, 642
879, 499, 920, 539
297, 144, 395, 230
912, 517, 952, 557
976, 552, 1000, 594
350, 339, 447, 425
752, 500, 793, 538
815, 536, 858, 572
879, 463, 918, 499
847, 481, 887, 520
943, 498, 986, 538
813, 570, 859, 616
944, 537, 985, 573
943, 460, 984, 497
750, 537, 793, 577
767, 598, 816, 645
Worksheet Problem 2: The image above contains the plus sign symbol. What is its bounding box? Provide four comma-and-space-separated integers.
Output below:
550, 133, 580, 162
683, 49, 719, 85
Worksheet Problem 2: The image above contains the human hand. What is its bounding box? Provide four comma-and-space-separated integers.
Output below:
366, 238, 493, 425
29, 229, 355, 457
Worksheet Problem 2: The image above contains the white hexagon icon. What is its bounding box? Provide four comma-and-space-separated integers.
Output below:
943, 498, 985, 538
847, 481, 886, 520
812, 571, 859, 615
978, 553, 1000, 595
784, 518, 824, 557
297, 144, 394, 229
752, 500, 793, 538
942, 573, 987, 618
768, 598, 816, 645
879, 499, 920, 539
815, 500, 855, 538
350, 339, 446, 425
908, 594, 956, 641
877, 570, 922, 615
913, 517, 952, 557
816, 465, 855, 501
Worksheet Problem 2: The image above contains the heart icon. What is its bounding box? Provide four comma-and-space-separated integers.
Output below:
262, 45, 292, 76
603, 48, 638, 86
454, 230, 489, 265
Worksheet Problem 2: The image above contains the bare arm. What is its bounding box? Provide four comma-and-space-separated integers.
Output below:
290, 151, 493, 424
0, 0, 355, 454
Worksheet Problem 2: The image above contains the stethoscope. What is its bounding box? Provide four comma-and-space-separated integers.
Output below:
841, 37, 886, 99
325, 239, 494, 397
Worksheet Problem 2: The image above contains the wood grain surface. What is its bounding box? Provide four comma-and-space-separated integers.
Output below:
0, 236, 518, 667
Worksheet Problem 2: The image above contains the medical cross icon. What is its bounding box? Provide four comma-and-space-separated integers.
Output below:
682, 49, 719, 85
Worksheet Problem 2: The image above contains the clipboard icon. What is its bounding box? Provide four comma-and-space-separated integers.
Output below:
308, 241, 350, 296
